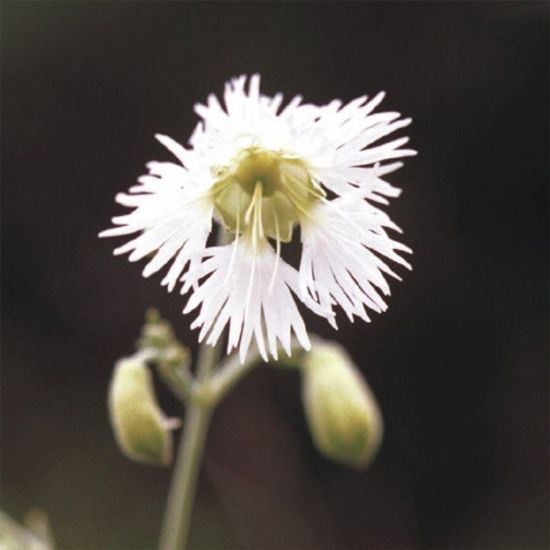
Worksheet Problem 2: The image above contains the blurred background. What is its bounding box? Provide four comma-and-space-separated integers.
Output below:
2, 2, 548, 549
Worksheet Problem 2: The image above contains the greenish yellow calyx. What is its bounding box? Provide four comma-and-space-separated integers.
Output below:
211, 148, 324, 243
108, 356, 179, 466
301, 342, 384, 470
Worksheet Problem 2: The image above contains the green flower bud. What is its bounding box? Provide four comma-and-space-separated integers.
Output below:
138, 308, 182, 352
301, 342, 383, 470
0, 510, 53, 550
108, 355, 179, 466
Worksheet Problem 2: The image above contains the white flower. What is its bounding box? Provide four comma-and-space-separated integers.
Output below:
100, 74, 416, 362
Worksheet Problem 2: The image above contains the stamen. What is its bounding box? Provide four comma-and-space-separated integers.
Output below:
224, 197, 241, 283
283, 169, 324, 201
282, 179, 321, 224
248, 182, 264, 253
268, 211, 281, 294
244, 241, 257, 323
244, 189, 256, 225
251, 187, 258, 251
257, 182, 264, 239
245, 183, 264, 322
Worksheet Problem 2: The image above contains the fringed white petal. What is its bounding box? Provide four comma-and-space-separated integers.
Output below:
99, 155, 214, 291
313, 162, 406, 204
306, 93, 416, 197
299, 196, 412, 323
181, 236, 333, 363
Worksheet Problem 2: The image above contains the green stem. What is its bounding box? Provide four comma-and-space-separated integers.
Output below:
209, 349, 262, 406
156, 358, 193, 403
158, 339, 222, 550
158, 230, 229, 550
209, 340, 307, 405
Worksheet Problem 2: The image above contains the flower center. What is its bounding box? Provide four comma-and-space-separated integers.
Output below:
211, 147, 324, 243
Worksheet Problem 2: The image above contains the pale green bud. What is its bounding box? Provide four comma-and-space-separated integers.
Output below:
108, 355, 179, 466
138, 308, 181, 352
301, 343, 383, 470
0, 510, 53, 550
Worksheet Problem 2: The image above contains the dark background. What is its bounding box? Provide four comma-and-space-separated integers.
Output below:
2, 2, 548, 549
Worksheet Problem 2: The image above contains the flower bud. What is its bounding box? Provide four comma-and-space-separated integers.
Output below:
108, 355, 179, 466
301, 342, 383, 470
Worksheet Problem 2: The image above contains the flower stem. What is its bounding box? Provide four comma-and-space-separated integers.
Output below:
158, 228, 232, 550
158, 339, 222, 550
158, 405, 210, 550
